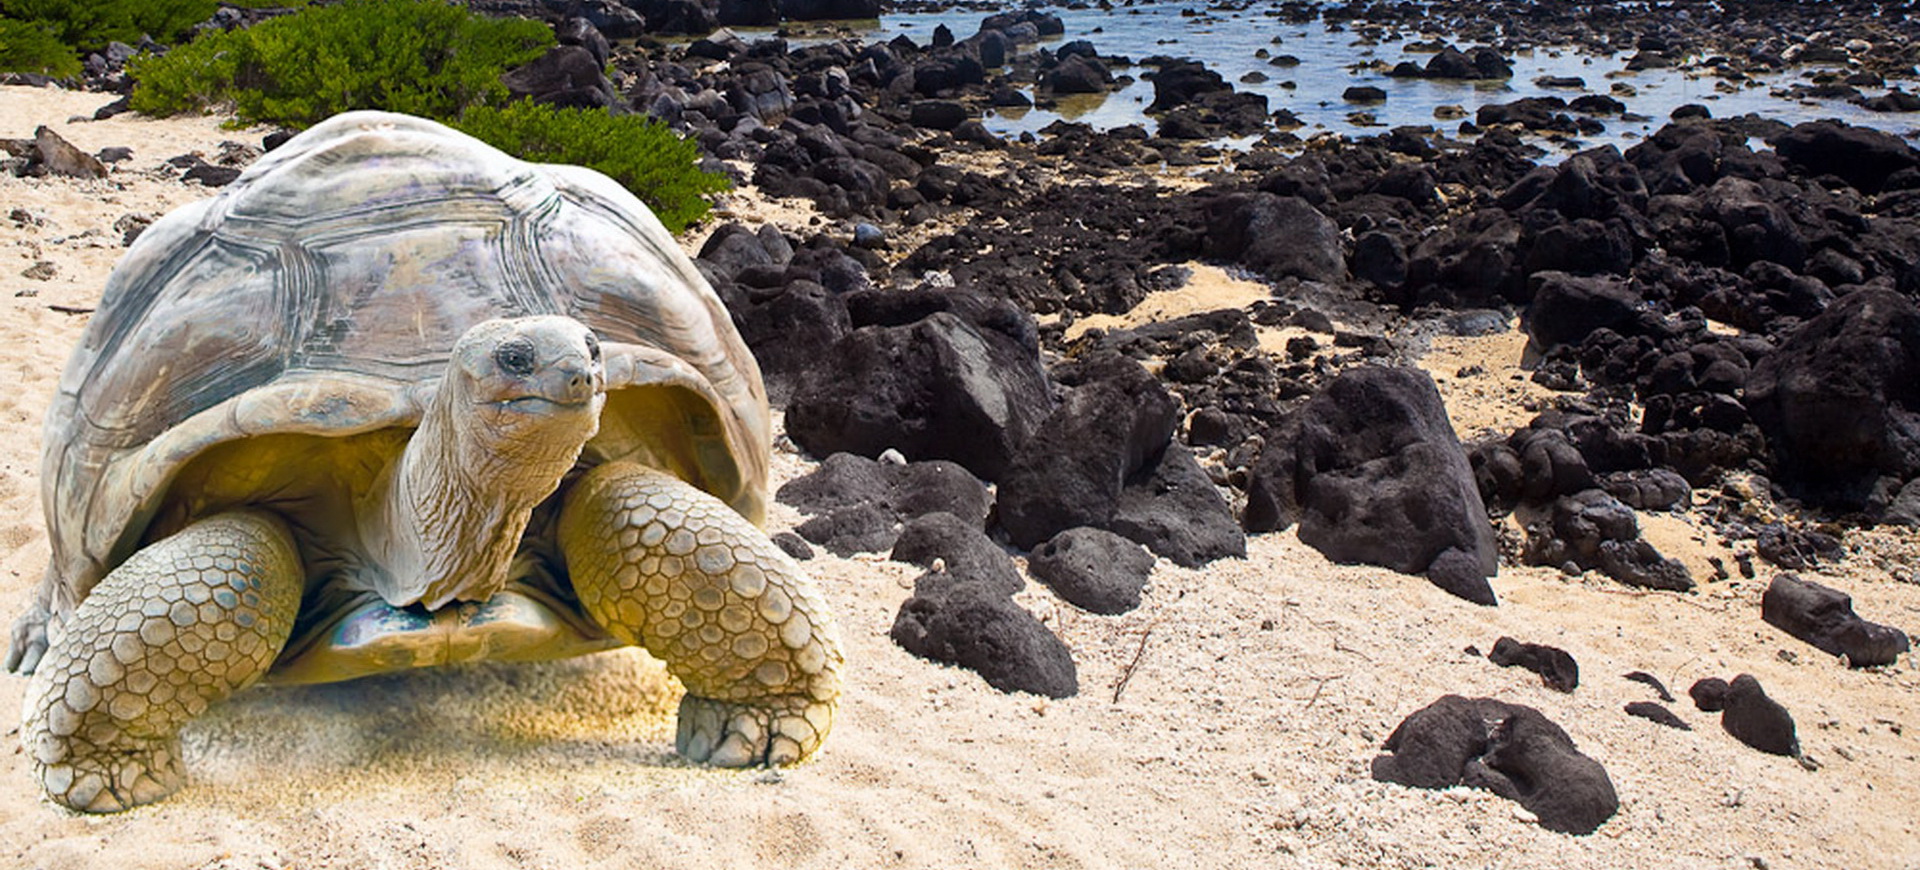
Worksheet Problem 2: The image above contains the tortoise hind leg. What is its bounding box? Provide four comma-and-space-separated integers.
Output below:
559, 462, 842, 767
22, 510, 302, 812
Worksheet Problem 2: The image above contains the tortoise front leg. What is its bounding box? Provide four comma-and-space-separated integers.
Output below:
559, 462, 842, 766
21, 510, 302, 812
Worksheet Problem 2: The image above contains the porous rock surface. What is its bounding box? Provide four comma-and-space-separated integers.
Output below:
1245, 365, 1498, 604
1372, 695, 1619, 835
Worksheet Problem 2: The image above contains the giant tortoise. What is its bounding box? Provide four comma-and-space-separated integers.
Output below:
5, 111, 842, 812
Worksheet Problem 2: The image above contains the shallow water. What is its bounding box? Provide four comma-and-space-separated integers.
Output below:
863, 1, 1920, 155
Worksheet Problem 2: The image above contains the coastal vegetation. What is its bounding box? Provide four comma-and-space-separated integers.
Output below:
120, 0, 727, 230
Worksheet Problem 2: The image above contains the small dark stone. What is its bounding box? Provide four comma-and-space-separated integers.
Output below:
1600, 468, 1692, 511
1718, 674, 1800, 756
796, 501, 899, 556
1343, 85, 1387, 102
1372, 695, 1618, 835
34, 126, 105, 179
1488, 636, 1579, 692
1625, 701, 1691, 730
1623, 670, 1675, 702
1690, 677, 1731, 712
892, 577, 1078, 697
891, 512, 1023, 595
96, 146, 132, 163
772, 531, 814, 560
1761, 573, 1910, 667
1027, 527, 1154, 614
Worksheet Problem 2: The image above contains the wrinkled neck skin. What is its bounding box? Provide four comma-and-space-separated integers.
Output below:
360, 376, 598, 609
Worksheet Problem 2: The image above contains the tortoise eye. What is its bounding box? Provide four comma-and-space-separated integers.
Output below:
585, 332, 601, 362
494, 337, 537, 376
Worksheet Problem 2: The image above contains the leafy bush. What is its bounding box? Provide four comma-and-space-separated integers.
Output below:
129, 0, 553, 128
0, 18, 81, 78
1, 0, 214, 54
453, 101, 731, 233
125, 0, 725, 232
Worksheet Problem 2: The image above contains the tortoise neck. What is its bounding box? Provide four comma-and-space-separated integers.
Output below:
361, 379, 596, 609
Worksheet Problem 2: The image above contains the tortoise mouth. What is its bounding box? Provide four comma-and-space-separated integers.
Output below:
498, 395, 598, 413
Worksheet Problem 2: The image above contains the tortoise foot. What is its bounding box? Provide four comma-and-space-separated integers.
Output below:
677, 693, 836, 767
560, 462, 844, 766
31, 740, 186, 813
20, 510, 302, 812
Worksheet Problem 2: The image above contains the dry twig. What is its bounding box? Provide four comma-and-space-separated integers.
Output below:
1112, 622, 1157, 703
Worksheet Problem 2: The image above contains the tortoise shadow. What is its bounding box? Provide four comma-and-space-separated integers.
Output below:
179, 648, 686, 785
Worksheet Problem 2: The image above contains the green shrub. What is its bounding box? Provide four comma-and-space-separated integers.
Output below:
128, 0, 553, 128
0, 18, 81, 78
1, 0, 215, 53
453, 101, 731, 233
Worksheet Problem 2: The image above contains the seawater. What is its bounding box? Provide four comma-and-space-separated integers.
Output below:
858, 2, 1920, 155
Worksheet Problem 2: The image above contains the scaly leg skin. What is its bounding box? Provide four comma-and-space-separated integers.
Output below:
21, 511, 302, 812
560, 462, 842, 767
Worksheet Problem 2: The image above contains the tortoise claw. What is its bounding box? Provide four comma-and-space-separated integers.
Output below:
676, 694, 835, 767
6, 603, 49, 676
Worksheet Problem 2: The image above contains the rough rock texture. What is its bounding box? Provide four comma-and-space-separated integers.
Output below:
891, 572, 1078, 698
1746, 288, 1920, 509
1488, 637, 1580, 692
1769, 119, 1920, 194
502, 45, 619, 109
787, 306, 1053, 481
890, 512, 1023, 596
1522, 489, 1693, 591
1372, 695, 1619, 835
1105, 443, 1245, 568
1522, 271, 1642, 351
1203, 193, 1347, 284
1026, 527, 1154, 614
32, 126, 105, 180
996, 353, 1178, 547
1690, 674, 1799, 756
1246, 366, 1498, 604
776, 452, 992, 555
1625, 702, 1691, 730
1761, 573, 1910, 667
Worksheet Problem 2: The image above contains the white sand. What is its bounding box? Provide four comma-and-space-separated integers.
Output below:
3, 84, 1919, 869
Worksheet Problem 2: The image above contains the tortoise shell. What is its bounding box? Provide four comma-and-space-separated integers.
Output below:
40, 110, 767, 615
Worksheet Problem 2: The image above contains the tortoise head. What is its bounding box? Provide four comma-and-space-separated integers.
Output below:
445, 316, 607, 457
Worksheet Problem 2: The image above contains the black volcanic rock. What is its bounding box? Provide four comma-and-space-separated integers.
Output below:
1691, 674, 1799, 756
891, 512, 1023, 596
1746, 288, 1920, 509
1372, 695, 1619, 835
1203, 193, 1347, 284
1246, 366, 1498, 604
787, 309, 1053, 481
1522, 489, 1693, 591
778, 453, 993, 556
1625, 702, 1691, 730
1106, 442, 1245, 568
1523, 271, 1642, 351
1762, 573, 1910, 667
996, 353, 1180, 549
1488, 637, 1580, 692
1770, 119, 1920, 194
1027, 527, 1154, 614
503, 44, 619, 109
892, 572, 1077, 698
1147, 60, 1230, 112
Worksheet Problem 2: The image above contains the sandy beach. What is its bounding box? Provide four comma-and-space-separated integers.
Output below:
3, 84, 1920, 870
